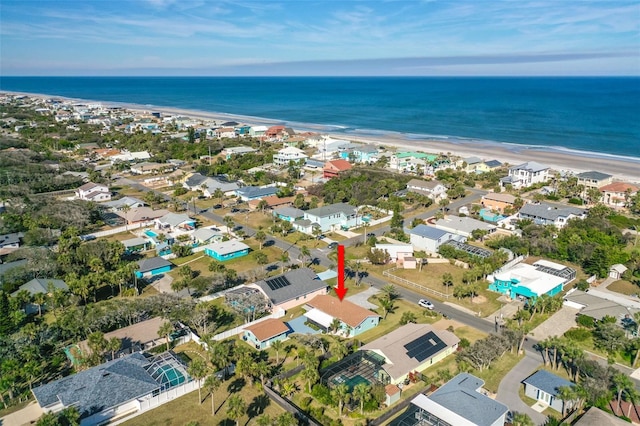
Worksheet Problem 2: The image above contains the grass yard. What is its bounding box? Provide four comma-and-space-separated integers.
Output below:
121, 379, 284, 426
454, 326, 488, 344
608, 280, 640, 296
474, 351, 523, 394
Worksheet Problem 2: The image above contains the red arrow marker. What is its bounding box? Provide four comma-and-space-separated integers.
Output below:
335, 244, 348, 301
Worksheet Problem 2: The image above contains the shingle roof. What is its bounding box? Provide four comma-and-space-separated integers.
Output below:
406, 179, 443, 191
191, 228, 221, 242
32, 352, 160, 413
434, 216, 496, 234
522, 370, 573, 397
0, 259, 27, 276
14, 278, 68, 296
0, 232, 23, 247
510, 161, 549, 173
157, 213, 193, 227
575, 407, 630, 426
577, 171, 613, 181
274, 206, 305, 218
204, 240, 250, 256
255, 268, 326, 305
482, 192, 517, 203
306, 294, 380, 328
519, 203, 586, 221
121, 237, 149, 248
137, 257, 172, 273
425, 373, 508, 426
484, 160, 502, 168
410, 224, 450, 240
244, 318, 290, 341
184, 173, 208, 188
236, 186, 280, 199
305, 203, 356, 218
101, 196, 145, 209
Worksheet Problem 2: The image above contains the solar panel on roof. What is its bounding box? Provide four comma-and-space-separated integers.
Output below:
266, 276, 291, 291
404, 331, 447, 362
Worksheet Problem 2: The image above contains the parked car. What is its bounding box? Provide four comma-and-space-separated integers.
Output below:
80, 235, 96, 241
327, 242, 338, 250
418, 299, 434, 309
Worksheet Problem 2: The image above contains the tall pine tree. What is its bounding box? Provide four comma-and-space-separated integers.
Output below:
0, 291, 13, 336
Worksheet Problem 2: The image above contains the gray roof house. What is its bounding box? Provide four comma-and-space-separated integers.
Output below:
0, 232, 23, 248
406, 373, 508, 426
202, 178, 240, 198
191, 227, 223, 244
182, 173, 208, 190
563, 289, 640, 322
522, 370, 574, 413
433, 216, 496, 238
576, 171, 613, 189
249, 268, 328, 310
236, 186, 280, 201
12, 278, 68, 297
518, 203, 586, 229
409, 224, 462, 253
155, 213, 195, 230
101, 196, 145, 211
0, 259, 27, 280
501, 161, 550, 189
294, 203, 358, 234
136, 257, 173, 275
32, 352, 191, 425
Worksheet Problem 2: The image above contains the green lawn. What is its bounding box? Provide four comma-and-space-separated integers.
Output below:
474, 351, 523, 394
608, 280, 639, 296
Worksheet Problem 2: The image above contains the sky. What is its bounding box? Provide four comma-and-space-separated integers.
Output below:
1, 0, 639, 76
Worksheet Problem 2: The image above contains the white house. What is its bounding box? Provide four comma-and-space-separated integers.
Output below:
600, 182, 638, 208
374, 243, 414, 262
518, 203, 586, 229
409, 224, 464, 253
500, 161, 550, 189
76, 182, 111, 202
406, 179, 448, 201
433, 216, 496, 238
293, 203, 358, 234
273, 146, 308, 167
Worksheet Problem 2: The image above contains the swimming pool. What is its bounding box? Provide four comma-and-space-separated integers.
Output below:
144, 229, 158, 238
479, 208, 506, 223
156, 364, 186, 388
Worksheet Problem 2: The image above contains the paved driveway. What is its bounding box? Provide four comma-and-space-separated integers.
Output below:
1, 400, 43, 426
346, 286, 380, 310
496, 351, 546, 425
530, 306, 578, 341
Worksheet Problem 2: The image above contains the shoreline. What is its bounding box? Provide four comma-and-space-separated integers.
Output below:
4, 90, 640, 183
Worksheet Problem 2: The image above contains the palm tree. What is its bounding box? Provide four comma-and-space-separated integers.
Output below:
203, 374, 222, 415
331, 339, 349, 361
275, 412, 297, 426
121, 204, 131, 230
157, 321, 174, 352
255, 230, 267, 250
612, 373, 634, 414
512, 412, 534, 426
298, 245, 311, 266
187, 358, 208, 404
279, 251, 290, 274
381, 284, 399, 301
224, 216, 235, 237
329, 318, 342, 334
226, 394, 246, 426
301, 365, 319, 392
378, 295, 396, 319
556, 386, 576, 416
33, 292, 47, 316
209, 341, 231, 377
254, 251, 268, 272
106, 337, 121, 360
331, 383, 351, 417
271, 339, 284, 364
256, 414, 272, 426
353, 382, 372, 415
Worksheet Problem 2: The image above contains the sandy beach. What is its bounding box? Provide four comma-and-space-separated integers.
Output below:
7, 91, 640, 183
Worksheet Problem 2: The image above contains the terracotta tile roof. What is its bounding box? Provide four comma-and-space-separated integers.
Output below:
306, 294, 379, 328
248, 195, 295, 209
385, 384, 401, 396
324, 159, 352, 171
244, 318, 289, 341
600, 182, 639, 193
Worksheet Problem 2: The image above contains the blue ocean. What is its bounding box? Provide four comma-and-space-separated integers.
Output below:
1, 77, 639, 158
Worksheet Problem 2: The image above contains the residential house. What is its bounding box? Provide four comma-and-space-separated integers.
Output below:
433, 216, 496, 238
116, 207, 169, 225
222, 146, 257, 159
609, 264, 628, 280
360, 323, 459, 385
78, 317, 165, 357
404, 373, 508, 426
130, 162, 174, 175
182, 173, 209, 191
154, 213, 196, 231
390, 152, 437, 172
340, 145, 378, 164
32, 352, 192, 426
483, 159, 503, 170
323, 159, 352, 179
273, 146, 308, 166
249, 125, 267, 138
488, 259, 576, 301
191, 228, 222, 246
304, 294, 380, 338
265, 125, 286, 140
523, 370, 574, 413
248, 268, 328, 312
462, 156, 483, 172
236, 185, 280, 202
409, 225, 462, 253
12, 278, 68, 298
248, 195, 294, 211
406, 179, 448, 201
501, 161, 550, 189
0, 232, 23, 254
273, 206, 305, 223
136, 257, 173, 278
576, 170, 613, 189
0, 259, 27, 286
600, 182, 638, 208
481, 192, 519, 214
101, 196, 145, 212
235, 126, 251, 136
374, 243, 414, 265
203, 240, 250, 262
574, 407, 630, 426
212, 127, 236, 139
109, 150, 152, 163
201, 178, 240, 198
563, 289, 640, 323
242, 318, 290, 350
293, 202, 358, 234
76, 182, 111, 202
121, 237, 151, 253
518, 203, 586, 229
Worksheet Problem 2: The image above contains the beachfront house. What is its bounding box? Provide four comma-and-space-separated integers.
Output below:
406, 179, 448, 201
293, 202, 358, 234
323, 159, 352, 179
203, 240, 250, 261
242, 318, 291, 350
500, 161, 550, 189
390, 152, 437, 173
249, 126, 268, 137
273, 146, 308, 166
600, 182, 638, 208
518, 203, 586, 229
576, 171, 613, 190
339, 145, 379, 164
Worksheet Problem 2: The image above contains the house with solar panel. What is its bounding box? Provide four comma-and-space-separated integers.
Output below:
303, 294, 380, 338
203, 240, 250, 261
246, 268, 328, 312
393, 373, 508, 426
32, 352, 194, 426
488, 259, 576, 301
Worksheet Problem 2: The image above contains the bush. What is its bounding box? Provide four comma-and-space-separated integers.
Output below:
576, 314, 596, 328
568, 198, 584, 205
564, 327, 592, 342
574, 280, 590, 291
299, 396, 313, 411
311, 383, 333, 405
459, 338, 471, 348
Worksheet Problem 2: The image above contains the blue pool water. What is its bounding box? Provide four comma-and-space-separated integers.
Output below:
144, 229, 158, 238
479, 208, 507, 223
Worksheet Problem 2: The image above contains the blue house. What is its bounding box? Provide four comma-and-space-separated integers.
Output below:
273, 206, 305, 223
523, 370, 574, 413
242, 318, 291, 350
304, 294, 380, 338
293, 203, 358, 234
203, 240, 250, 261
136, 257, 173, 278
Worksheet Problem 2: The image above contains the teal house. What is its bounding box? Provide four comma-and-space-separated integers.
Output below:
136, 257, 173, 278
304, 294, 380, 338
203, 240, 250, 261
489, 261, 574, 301
273, 206, 305, 223
242, 318, 291, 350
